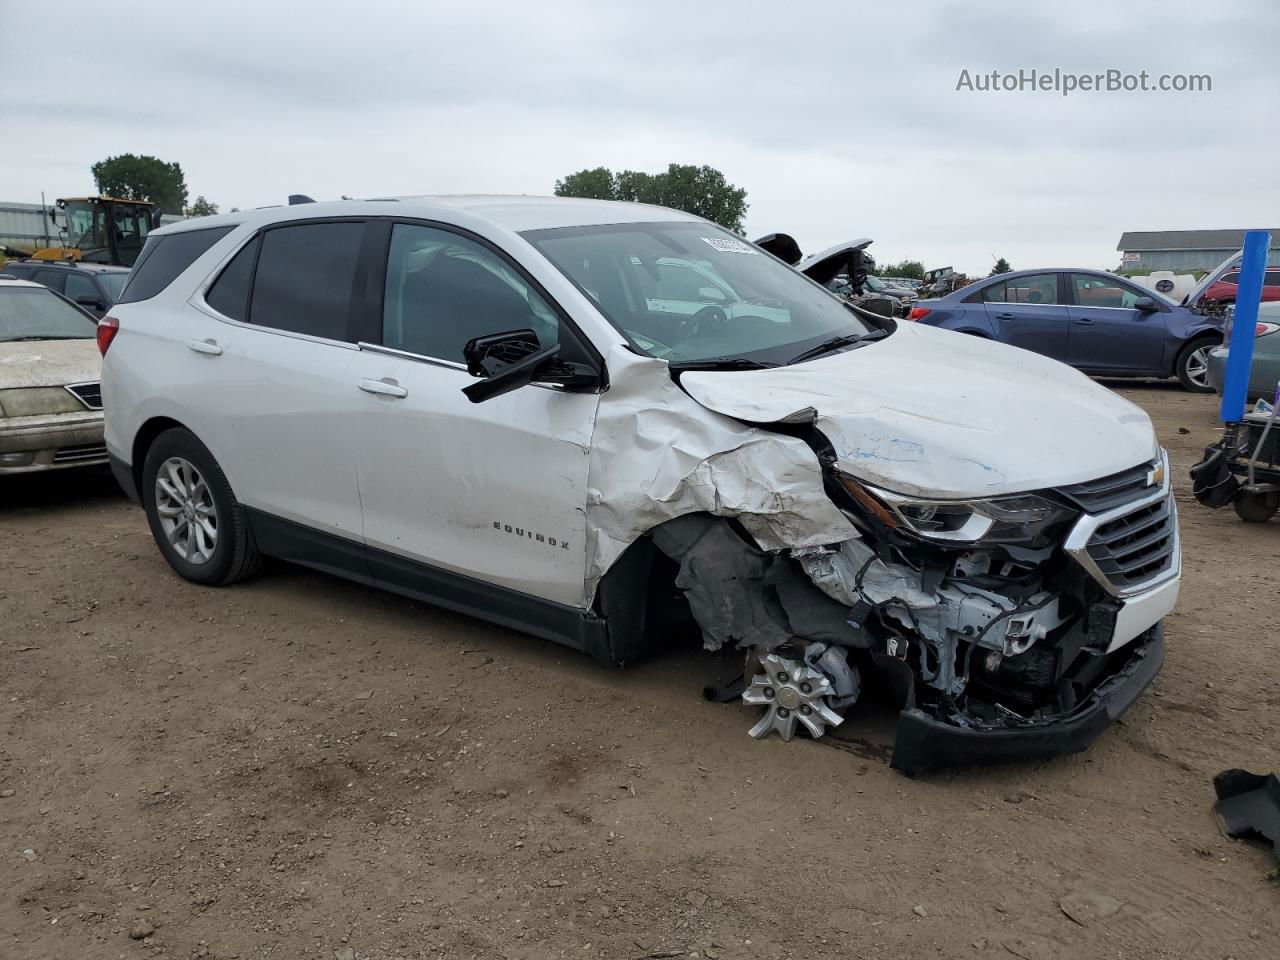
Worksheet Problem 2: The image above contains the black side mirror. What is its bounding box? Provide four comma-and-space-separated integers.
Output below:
1134, 297, 1159, 312
461, 329, 599, 404
75, 295, 104, 310
151, 208, 163, 229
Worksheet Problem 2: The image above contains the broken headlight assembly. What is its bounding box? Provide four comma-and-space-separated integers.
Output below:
836, 472, 1077, 545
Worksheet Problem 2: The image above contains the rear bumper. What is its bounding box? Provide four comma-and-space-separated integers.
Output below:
0, 412, 106, 473
889, 624, 1164, 777
1206, 345, 1278, 397
109, 452, 140, 504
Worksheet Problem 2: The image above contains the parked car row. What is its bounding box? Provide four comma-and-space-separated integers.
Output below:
910, 267, 1226, 392
0, 259, 129, 317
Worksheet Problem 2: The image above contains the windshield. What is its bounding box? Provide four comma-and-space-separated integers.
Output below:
97, 272, 129, 302
865, 275, 886, 291
0, 287, 98, 341
523, 221, 877, 365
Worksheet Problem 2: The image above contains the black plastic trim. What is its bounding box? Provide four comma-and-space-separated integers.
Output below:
242, 508, 612, 663
889, 625, 1164, 777
109, 452, 140, 504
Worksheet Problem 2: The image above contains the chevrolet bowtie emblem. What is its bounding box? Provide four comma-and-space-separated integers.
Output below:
1147, 462, 1165, 488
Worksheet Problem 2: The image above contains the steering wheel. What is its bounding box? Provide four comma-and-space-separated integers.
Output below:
676, 304, 729, 341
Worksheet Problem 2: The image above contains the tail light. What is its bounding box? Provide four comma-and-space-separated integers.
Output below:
97, 316, 120, 356
1256, 321, 1280, 337
908, 307, 931, 321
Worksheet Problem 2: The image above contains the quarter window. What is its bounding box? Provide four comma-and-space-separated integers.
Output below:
1071, 274, 1143, 309
249, 222, 365, 340
118, 226, 234, 304
983, 274, 1058, 305
381, 223, 559, 362
205, 236, 260, 322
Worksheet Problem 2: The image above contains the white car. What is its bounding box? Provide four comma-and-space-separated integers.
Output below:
0, 278, 106, 472
100, 197, 1179, 775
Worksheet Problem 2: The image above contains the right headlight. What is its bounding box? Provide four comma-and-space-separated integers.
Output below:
837, 472, 1077, 544
0, 387, 84, 417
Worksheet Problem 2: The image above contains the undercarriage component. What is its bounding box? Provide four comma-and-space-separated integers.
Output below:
744, 648, 851, 741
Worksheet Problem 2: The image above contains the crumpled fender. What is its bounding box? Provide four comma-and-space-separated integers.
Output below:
583, 345, 855, 600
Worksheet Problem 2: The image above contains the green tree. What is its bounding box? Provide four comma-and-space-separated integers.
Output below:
991, 257, 1012, 275
879, 259, 925, 280
91, 154, 188, 215
553, 167, 616, 200
554, 163, 749, 232
186, 196, 219, 217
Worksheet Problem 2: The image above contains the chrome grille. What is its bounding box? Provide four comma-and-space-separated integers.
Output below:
1084, 494, 1177, 590
1058, 460, 1155, 513
65, 381, 103, 410
53, 443, 108, 464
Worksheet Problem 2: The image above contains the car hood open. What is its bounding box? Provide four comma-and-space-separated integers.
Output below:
0, 339, 102, 389
677, 322, 1157, 499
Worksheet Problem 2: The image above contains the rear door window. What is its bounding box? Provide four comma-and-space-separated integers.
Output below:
983, 274, 1058, 305
118, 226, 234, 303
249, 222, 365, 341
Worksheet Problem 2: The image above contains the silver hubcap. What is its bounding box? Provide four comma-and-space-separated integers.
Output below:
744, 652, 844, 741
1185, 346, 1210, 387
155, 456, 218, 565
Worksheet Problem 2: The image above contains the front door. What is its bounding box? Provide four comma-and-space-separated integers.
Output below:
1065, 273, 1166, 374
349, 221, 600, 608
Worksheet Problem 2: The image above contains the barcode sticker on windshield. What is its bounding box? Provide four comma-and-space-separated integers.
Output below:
701, 237, 758, 255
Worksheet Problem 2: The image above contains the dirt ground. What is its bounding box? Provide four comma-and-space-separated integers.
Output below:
1, 383, 1277, 960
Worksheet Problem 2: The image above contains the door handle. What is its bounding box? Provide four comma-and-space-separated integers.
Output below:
187, 338, 223, 356
358, 377, 408, 399
1073, 318, 1095, 326
996, 312, 1015, 319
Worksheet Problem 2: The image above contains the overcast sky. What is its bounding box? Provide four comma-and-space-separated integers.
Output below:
2, 0, 1275, 275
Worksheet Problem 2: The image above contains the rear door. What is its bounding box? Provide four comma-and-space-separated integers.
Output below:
979, 273, 1069, 359
190, 220, 369, 546
63, 271, 107, 317
1065, 273, 1166, 374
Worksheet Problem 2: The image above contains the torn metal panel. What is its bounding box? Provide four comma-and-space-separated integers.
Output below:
649, 514, 858, 653
583, 345, 854, 598
677, 321, 1158, 499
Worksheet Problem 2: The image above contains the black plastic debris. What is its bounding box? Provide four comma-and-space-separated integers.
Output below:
1212, 769, 1280, 868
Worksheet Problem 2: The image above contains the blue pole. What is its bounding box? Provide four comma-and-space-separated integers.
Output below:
1219, 229, 1271, 423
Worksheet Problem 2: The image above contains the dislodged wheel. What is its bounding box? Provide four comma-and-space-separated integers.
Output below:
744, 652, 845, 741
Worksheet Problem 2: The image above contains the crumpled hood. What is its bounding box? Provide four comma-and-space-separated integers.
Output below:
0, 339, 101, 389
678, 322, 1157, 499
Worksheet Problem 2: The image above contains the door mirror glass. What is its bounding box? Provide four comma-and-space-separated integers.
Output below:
1133, 296, 1159, 312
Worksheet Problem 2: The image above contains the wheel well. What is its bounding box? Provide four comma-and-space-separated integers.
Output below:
130, 416, 188, 492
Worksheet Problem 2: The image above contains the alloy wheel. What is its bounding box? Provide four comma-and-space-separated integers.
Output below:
155, 456, 218, 565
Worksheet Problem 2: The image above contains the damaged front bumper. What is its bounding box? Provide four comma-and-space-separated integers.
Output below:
888, 624, 1164, 777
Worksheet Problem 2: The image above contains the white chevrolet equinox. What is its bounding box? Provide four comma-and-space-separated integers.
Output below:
101, 196, 1180, 775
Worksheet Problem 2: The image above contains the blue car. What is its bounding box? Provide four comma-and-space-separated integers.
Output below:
911, 268, 1224, 392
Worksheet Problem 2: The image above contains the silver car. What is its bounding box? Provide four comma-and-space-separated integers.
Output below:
0, 278, 106, 473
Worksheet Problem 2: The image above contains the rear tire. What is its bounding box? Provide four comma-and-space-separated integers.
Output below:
1175, 337, 1217, 393
1233, 491, 1278, 523
142, 428, 260, 586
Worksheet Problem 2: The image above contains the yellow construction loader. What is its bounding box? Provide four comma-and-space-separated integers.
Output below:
28, 196, 163, 267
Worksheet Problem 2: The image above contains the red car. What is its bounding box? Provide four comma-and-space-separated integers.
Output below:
1201, 265, 1280, 305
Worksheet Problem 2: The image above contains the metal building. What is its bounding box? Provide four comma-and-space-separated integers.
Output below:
1117, 229, 1280, 273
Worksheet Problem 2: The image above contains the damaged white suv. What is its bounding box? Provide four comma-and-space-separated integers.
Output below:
101, 197, 1179, 775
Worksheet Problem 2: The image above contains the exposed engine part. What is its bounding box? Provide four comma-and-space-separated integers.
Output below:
649, 515, 863, 653
743, 646, 855, 741
797, 539, 1069, 697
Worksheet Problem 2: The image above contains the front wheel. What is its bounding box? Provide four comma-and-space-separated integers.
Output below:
142, 428, 261, 586
1175, 338, 1216, 393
